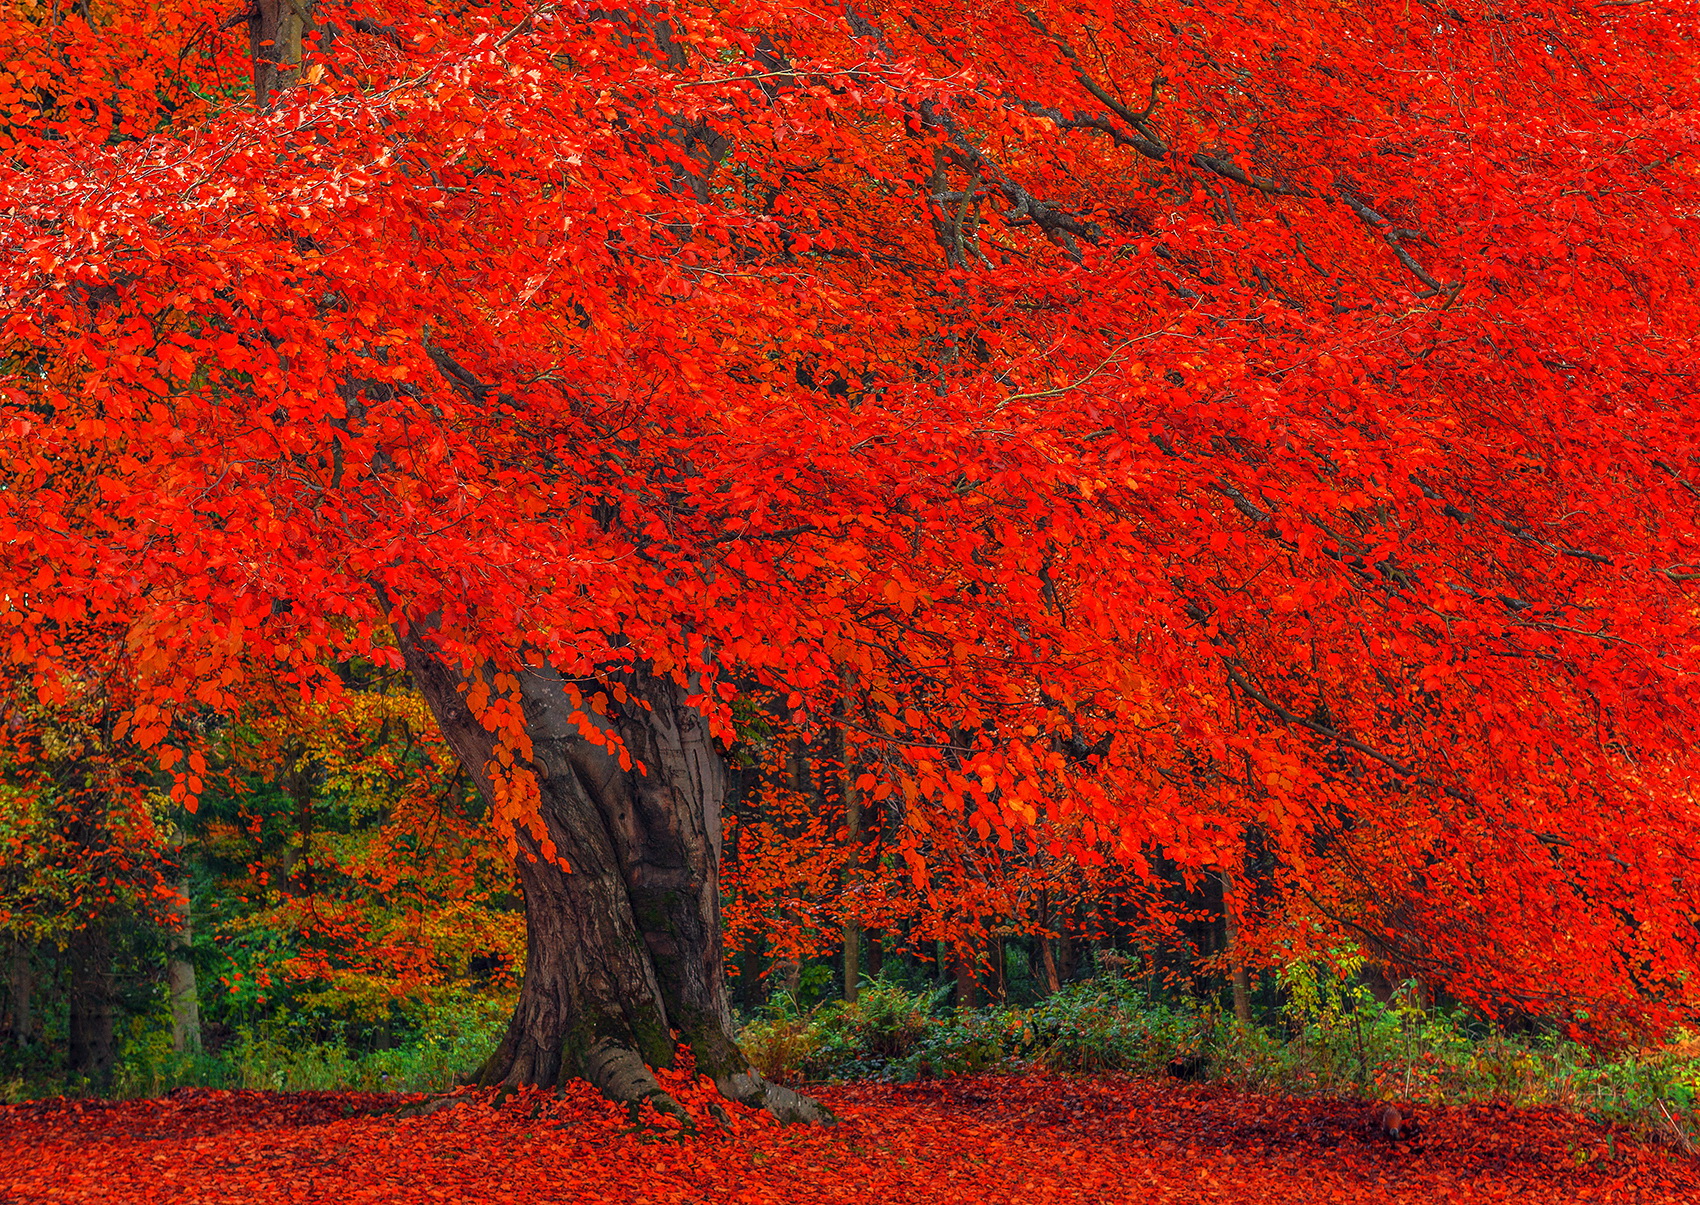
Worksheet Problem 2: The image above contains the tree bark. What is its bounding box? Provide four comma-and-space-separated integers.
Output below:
5, 940, 32, 1047
248, 0, 314, 106
67, 923, 116, 1088
1036, 891, 1062, 996
1222, 870, 1253, 1024
1038, 934, 1061, 995
841, 927, 860, 1003
393, 623, 829, 1123
166, 881, 202, 1054
953, 945, 981, 1008
841, 752, 861, 1003
1057, 926, 1078, 984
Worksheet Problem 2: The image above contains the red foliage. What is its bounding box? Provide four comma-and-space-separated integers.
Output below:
2, 0, 1699, 1035
2, 1074, 1695, 1203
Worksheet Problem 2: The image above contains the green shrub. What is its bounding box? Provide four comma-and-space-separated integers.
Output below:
739, 1009, 829, 1085
1025, 979, 1201, 1074
734, 964, 1700, 1151
108, 987, 511, 1098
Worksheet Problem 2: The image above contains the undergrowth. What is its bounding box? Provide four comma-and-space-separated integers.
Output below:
739, 975, 1700, 1152
1, 991, 511, 1102
8, 967, 1698, 1155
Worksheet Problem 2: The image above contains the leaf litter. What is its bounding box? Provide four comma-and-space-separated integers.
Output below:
3, 1071, 1694, 1203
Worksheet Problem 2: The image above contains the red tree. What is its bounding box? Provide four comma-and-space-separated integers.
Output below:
2, 0, 1698, 1117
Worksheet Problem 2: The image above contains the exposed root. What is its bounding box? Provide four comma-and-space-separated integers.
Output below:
392, 1093, 469, 1119
681, 1021, 834, 1126
712, 1069, 836, 1126
583, 1037, 693, 1128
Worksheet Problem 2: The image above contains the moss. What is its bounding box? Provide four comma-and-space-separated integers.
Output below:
631, 890, 685, 946
560, 1005, 675, 1078
677, 1008, 746, 1082
629, 1011, 675, 1070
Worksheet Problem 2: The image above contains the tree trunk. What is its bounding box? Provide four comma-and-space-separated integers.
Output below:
1057, 927, 1078, 984
67, 923, 116, 1088
1036, 891, 1062, 996
1222, 870, 1253, 1024
248, 0, 315, 106
841, 927, 860, 1003
953, 945, 981, 1008
841, 754, 860, 1003
394, 625, 829, 1123
1038, 935, 1060, 995
166, 881, 202, 1054
5, 941, 33, 1047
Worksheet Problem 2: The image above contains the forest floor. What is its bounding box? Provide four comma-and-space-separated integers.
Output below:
2, 1070, 1695, 1204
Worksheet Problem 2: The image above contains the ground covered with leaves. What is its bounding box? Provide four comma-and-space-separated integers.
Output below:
2, 1071, 1694, 1204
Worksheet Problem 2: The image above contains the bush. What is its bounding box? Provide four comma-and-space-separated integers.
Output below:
738, 1009, 829, 1086
1024, 979, 1202, 1074
38, 953, 1700, 1156
740, 981, 949, 1083
108, 988, 512, 1098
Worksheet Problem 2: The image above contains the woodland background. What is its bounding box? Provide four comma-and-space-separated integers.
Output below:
5, 675, 1700, 1151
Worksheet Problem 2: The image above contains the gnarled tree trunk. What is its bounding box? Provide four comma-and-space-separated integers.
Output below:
395, 625, 828, 1124
254, 0, 816, 1123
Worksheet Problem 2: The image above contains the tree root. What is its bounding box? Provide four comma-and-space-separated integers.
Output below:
680, 1021, 834, 1125
463, 1031, 833, 1129
391, 1093, 470, 1119
710, 1068, 836, 1126
583, 1037, 693, 1128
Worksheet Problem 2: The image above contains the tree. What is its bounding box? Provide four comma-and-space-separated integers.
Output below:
0, 627, 176, 1086
2, 0, 1698, 1119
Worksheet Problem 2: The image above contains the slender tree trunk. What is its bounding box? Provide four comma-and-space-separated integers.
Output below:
67, 923, 116, 1088
841, 928, 860, 1003
841, 748, 860, 1003
394, 624, 828, 1123
953, 945, 981, 1008
166, 882, 202, 1054
1036, 891, 1061, 996
5, 941, 32, 1047
165, 819, 202, 1054
1221, 869, 1253, 1024
1057, 925, 1078, 984
1038, 935, 1060, 996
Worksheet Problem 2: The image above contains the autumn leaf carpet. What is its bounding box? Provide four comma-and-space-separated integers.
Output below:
2, 1072, 1693, 1204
